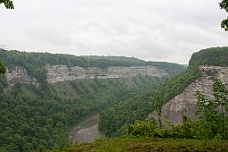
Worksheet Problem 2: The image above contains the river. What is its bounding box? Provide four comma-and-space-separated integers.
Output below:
69, 114, 103, 143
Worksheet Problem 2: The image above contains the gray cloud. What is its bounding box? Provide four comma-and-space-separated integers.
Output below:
0, 0, 227, 64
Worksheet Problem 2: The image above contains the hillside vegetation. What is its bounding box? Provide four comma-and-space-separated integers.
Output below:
99, 66, 201, 137
59, 46, 228, 152
0, 49, 185, 151
98, 46, 228, 137
189, 47, 228, 67
0, 49, 185, 88
55, 137, 228, 152
1, 47, 227, 151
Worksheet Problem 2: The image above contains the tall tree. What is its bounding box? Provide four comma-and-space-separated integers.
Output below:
0, 61, 6, 74
0, 0, 14, 9
195, 78, 228, 139
219, 0, 228, 31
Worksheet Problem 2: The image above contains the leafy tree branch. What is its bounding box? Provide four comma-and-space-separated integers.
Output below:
0, 0, 14, 9
220, 0, 228, 31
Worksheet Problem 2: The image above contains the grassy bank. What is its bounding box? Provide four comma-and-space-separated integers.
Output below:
54, 136, 228, 152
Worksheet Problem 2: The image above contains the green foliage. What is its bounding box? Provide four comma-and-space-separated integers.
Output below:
156, 96, 162, 129
219, 0, 228, 31
189, 47, 228, 67
146, 61, 186, 76
0, 74, 7, 92
0, 61, 6, 74
0, 49, 185, 90
125, 78, 228, 141
0, 60, 6, 92
128, 120, 156, 137
99, 47, 227, 137
99, 66, 201, 137
0, 0, 14, 9
0, 49, 186, 151
0, 84, 78, 151
55, 137, 228, 152
0, 74, 167, 151
127, 115, 202, 139
195, 78, 228, 139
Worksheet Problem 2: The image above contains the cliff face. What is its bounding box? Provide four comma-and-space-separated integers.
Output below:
148, 65, 228, 125
46, 65, 168, 83
5, 65, 168, 86
6, 66, 39, 88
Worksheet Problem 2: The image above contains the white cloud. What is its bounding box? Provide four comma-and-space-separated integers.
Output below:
0, 0, 227, 64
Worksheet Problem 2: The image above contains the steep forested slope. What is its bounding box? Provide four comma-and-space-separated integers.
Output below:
99, 46, 228, 137
189, 47, 228, 66
0, 49, 185, 151
0, 76, 167, 151
99, 67, 201, 137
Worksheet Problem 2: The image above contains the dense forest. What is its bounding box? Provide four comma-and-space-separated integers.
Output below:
189, 47, 228, 67
127, 78, 228, 140
0, 47, 227, 151
55, 47, 228, 152
98, 46, 228, 137
99, 66, 201, 137
0, 49, 185, 151
0, 77, 168, 151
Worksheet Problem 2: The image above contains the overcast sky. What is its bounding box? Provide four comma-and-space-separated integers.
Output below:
0, 0, 227, 64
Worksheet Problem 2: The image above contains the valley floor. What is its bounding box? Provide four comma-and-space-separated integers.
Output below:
55, 137, 228, 152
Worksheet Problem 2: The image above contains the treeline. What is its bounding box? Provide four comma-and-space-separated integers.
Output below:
189, 46, 228, 67
0, 74, 168, 151
146, 61, 187, 76
0, 49, 185, 88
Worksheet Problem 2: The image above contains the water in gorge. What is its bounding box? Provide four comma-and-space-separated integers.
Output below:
69, 115, 103, 143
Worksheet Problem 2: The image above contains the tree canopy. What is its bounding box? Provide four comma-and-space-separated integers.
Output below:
220, 0, 228, 31
0, 0, 14, 9
0, 61, 6, 74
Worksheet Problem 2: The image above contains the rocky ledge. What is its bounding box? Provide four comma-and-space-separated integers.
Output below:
45, 65, 168, 83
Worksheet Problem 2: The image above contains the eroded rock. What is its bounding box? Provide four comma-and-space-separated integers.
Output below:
148, 66, 228, 125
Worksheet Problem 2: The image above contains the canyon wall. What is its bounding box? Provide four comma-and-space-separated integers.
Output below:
6, 66, 39, 88
148, 65, 228, 125
5, 65, 169, 86
45, 65, 168, 83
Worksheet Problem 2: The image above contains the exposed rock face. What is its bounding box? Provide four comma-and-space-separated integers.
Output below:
5, 64, 168, 86
46, 65, 168, 83
6, 66, 39, 88
148, 66, 228, 125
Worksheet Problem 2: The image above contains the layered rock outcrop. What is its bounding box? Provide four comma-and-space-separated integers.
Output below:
46, 65, 168, 83
6, 66, 39, 88
148, 66, 228, 125
5, 65, 168, 86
